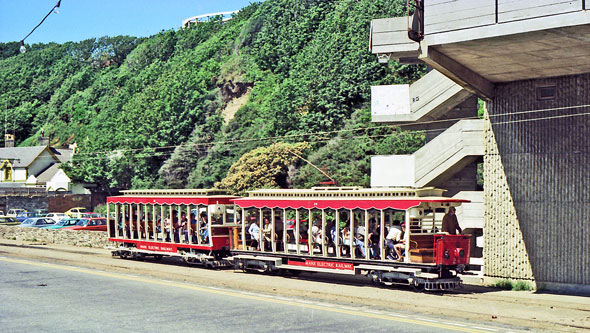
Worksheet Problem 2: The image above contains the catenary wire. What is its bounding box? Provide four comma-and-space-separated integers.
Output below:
20, 103, 590, 163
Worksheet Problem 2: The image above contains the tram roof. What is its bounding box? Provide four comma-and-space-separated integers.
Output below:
233, 187, 468, 210
107, 189, 238, 205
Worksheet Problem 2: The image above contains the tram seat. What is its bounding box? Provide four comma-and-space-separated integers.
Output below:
337, 237, 351, 257
310, 235, 333, 254
409, 234, 436, 263
138, 222, 154, 237
410, 249, 434, 263
326, 240, 337, 256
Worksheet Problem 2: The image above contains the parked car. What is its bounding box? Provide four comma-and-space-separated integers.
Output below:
0, 216, 20, 226
80, 212, 102, 218
18, 217, 55, 228
62, 218, 107, 231
41, 218, 80, 229
43, 213, 69, 223
16, 212, 38, 222
7, 209, 26, 217
64, 207, 88, 218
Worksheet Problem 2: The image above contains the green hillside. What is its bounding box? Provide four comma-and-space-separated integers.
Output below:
0, 0, 425, 194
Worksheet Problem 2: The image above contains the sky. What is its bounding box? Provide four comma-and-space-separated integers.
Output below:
0, 0, 258, 44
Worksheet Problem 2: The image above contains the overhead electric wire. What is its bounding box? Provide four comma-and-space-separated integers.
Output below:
25, 102, 590, 164
61, 102, 590, 159
19, 1, 62, 49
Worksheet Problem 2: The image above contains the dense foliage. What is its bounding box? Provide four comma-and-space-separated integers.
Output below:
0, 0, 426, 194
216, 142, 308, 195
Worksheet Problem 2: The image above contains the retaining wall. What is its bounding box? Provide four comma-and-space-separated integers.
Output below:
0, 226, 110, 248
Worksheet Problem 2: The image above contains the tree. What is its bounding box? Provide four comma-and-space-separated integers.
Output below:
216, 142, 308, 195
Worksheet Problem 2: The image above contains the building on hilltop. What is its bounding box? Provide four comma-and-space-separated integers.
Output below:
370, 1, 590, 293
182, 10, 239, 28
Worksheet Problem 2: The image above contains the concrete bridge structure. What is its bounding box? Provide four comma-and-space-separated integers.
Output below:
370, 1, 590, 292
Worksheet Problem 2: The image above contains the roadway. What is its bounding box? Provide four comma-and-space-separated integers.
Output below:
0, 256, 523, 333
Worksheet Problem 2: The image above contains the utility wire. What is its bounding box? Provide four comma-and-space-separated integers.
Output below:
16, 103, 590, 164
50, 110, 589, 164
19, 1, 62, 52
65, 102, 590, 159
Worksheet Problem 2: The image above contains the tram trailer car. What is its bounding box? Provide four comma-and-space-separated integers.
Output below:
106, 189, 239, 267
106, 187, 471, 291
230, 187, 471, 291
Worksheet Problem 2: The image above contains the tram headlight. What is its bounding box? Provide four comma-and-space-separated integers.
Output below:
454, 248, 465, 258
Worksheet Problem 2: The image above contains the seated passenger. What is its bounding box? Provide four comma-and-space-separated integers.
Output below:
311, 221, 322, 248
199, 212, 209, 243
262, 217, 273, 250
162, 217, 171, 242
354, 220, 366, 258
274, 217, 284, 251
248, 219, 260, 250
180, 212, 189, 243
172, 213, 180, 243
330, 223, 337, 244
189, 213, 197, 243
340, 226, 351, 256
386, 221, 405, 261
369, 224, 381, 259
341, 227, 351, 246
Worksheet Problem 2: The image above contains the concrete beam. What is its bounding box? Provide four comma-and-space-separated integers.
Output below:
420, 45, 495, 100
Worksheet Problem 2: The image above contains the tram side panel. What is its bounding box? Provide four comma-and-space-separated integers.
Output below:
229, 201, 471, 290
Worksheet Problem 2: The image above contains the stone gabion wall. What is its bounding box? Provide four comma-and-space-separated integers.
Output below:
0, 225, 110, 248
483, 112, 535, 280
485, 73, 590, 286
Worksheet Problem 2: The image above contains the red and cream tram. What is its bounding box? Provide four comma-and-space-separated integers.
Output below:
230, 187, 471, 290
106, 187, 471, 290
106, 189, 238, 266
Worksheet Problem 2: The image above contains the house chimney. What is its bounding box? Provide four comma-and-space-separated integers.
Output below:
5, 134, 14, 147
38, 136, 50, 146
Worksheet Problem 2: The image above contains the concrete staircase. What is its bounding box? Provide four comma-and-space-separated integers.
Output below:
371, 119, 484, 188
371, 70, 473, 123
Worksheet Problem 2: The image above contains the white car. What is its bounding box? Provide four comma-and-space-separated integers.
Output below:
7, 209, 26, 217
44, 213, 69, 223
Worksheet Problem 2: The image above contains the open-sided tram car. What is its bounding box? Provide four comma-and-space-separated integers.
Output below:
106, 187, 471, 291
230, 187, 471, 291
106, 189, 239, 267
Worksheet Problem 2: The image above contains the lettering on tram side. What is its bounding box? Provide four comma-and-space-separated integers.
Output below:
288, 259, 354, 271
138, 243, 177, 252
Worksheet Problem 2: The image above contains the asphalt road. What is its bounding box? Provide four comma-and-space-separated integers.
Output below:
0, 256, 524, 333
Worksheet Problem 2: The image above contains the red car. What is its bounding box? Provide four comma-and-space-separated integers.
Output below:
62, 218, 107, 231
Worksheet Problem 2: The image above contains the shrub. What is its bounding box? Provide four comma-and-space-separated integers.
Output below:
493, 279, 535, 291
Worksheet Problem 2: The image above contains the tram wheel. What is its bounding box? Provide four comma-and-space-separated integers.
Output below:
153, 255, 163, 262
411, 281, 425, 292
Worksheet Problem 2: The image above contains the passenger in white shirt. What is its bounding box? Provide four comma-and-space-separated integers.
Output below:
248, 220, 260, 250
385, 222, 405, 261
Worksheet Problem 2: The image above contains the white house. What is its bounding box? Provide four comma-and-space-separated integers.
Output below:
0, 143, 85, 193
